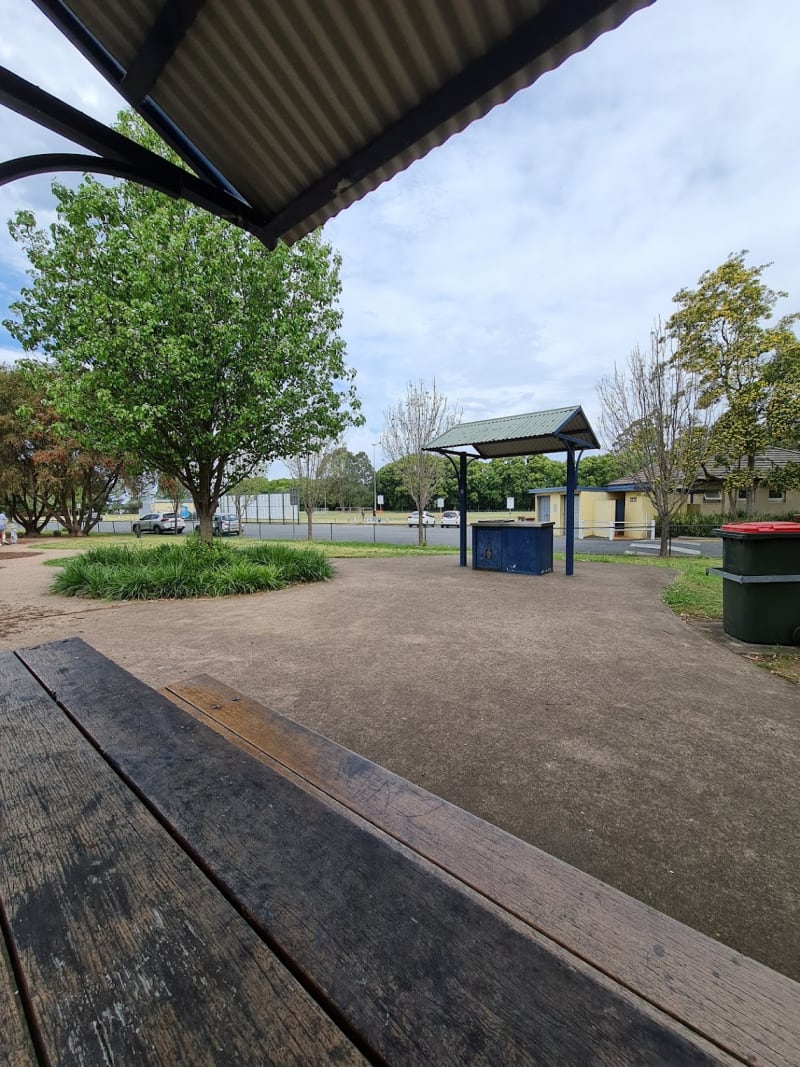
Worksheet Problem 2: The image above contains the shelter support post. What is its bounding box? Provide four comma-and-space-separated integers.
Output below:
459, 453, 468, 567
565, 444, 576, 576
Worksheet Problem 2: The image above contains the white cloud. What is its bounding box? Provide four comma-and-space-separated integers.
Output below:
0, 343, 26, 365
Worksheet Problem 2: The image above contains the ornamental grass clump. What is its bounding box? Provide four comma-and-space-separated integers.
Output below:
51, 540, 333, 600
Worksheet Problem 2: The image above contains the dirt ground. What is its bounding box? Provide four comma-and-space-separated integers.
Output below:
2, 543, 799, 981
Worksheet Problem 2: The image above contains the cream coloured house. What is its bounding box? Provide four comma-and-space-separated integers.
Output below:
527, 448, 800, 539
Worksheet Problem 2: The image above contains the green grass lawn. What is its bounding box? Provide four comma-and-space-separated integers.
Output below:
282, 540, 458, 558
33, 533, 458, 558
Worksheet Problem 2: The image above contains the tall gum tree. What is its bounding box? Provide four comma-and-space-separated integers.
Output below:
667, 251, 800, 516
4, 112, 362, 541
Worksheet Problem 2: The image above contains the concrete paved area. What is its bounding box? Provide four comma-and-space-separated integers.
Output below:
1, 545, 798, 979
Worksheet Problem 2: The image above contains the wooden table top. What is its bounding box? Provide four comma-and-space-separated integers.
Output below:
1, 638, 798, 1066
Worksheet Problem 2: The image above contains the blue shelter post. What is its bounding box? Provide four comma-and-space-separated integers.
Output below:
565, 443, 576, 576
459, 453, 468, 567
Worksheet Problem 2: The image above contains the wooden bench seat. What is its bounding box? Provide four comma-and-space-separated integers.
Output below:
162, 673, 800, 1067
2, 637, 799, 1065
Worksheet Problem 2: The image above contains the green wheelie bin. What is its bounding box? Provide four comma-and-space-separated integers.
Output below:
711, 521, 800, 645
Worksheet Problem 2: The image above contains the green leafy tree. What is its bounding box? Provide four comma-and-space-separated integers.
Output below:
524, 456, 567, 490
4, 111, 362, 541
577, 453, 624, 487
260, 477, 295, 495
382, 381, 461, 544
375, 460, 414, 512
232, 475, 272, 496
438, 455, 568, 512
667, 251, 800, 516
325, 447, 373, 510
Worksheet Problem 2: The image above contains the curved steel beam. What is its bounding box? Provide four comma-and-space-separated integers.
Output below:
0, 64, 274, 241
0, 152, 269, 237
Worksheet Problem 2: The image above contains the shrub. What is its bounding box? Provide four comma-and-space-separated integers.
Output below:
657, 511, 799, 538
51, 540, 333, 600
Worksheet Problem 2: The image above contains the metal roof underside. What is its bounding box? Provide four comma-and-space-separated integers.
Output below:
9, 0, 653, 246
426, 405, 600, 458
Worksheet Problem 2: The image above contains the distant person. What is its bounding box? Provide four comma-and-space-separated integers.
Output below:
0, 511, 6, 545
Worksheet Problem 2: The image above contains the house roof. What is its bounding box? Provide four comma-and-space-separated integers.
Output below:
9, 0, 652, 246
527, 484, 632, 495
610, 448, 800, 490
698, 448, 800, 481
426, 405, 601, 458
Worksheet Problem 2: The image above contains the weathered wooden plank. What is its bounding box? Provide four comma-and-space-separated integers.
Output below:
0, 924, 36, 1066
0, 651, 367, 1067
18, 638, 742, 1065
163, 673, 800, 1067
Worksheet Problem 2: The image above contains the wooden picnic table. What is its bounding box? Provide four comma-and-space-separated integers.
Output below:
1, 637, 798, 1066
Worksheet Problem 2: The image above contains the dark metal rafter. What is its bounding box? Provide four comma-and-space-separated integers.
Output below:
121, 0, 207, 103
31, 0, 236, 197
0, 67, 267, 233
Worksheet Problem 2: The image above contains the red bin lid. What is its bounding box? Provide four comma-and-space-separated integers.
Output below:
720, 521, 800, 533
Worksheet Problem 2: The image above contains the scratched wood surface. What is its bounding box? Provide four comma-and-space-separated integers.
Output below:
0, 651, 366, 1067
0, 924, 36, 1066
16, 638, 743, 1066
163, 672, 800, 1067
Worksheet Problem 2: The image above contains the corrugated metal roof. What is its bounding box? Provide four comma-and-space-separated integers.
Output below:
427, 405, 600, 456
40, 0, 654, 245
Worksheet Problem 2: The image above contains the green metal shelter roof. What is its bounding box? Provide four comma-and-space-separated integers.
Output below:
426, 405, 600, 459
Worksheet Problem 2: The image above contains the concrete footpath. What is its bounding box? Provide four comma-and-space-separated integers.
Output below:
1, 546, 798, 980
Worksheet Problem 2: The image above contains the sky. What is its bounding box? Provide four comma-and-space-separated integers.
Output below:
2, 0, 799, 474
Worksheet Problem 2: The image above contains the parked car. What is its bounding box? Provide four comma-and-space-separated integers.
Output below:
194, 513, 241, 536
132, 512, 185, 535
441, 510, 460, 527
408, 511, 435, 527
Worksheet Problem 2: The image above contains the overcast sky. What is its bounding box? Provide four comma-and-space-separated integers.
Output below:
2, 0, 799, 472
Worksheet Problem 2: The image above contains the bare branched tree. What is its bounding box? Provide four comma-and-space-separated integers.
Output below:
382, 380, 461, 545
286, 438, 340, 540
597, 324, 712, 555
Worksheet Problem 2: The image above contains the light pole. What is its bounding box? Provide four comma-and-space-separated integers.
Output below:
372, 443, 379, 518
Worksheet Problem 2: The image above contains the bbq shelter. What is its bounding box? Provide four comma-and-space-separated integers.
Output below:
426, 405, 600, 575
